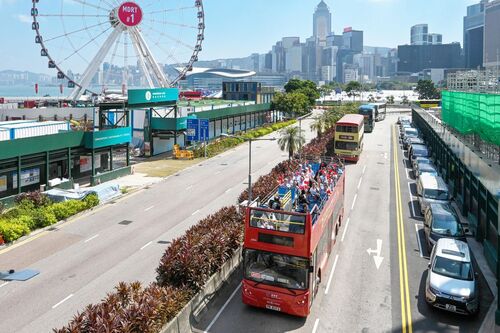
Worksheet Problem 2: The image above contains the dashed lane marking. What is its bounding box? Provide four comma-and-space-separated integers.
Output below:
84, 234, 99, 243
324, 255, 339, 295
341, 218, 350, 242
204, 282, 242, 333
52, 294, 74, 309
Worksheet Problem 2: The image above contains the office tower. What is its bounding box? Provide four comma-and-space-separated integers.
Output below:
483, 0, 500, 69
464, 1, 487, 68
313, 1, 332, 45
411, 24, 429, 45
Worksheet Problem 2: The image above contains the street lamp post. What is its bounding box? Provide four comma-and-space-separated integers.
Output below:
221, 134, 276, 206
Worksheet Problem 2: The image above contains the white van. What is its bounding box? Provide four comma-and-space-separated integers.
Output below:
417, 174, 450, 214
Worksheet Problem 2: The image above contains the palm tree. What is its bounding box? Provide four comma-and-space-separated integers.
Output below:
278, 126, 305, 160
310, 115, 326, 138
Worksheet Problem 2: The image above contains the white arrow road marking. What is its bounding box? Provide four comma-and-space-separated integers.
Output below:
367, 239, 384, 270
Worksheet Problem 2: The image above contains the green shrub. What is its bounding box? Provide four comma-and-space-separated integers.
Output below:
33, 207, 58, 228
83, 194, 99, 209
49, 200, 88, 221
0, 220, 30, 243
15, 191, 51, 208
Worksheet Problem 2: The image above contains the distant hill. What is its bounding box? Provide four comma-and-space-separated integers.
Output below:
0, 70, 53, 86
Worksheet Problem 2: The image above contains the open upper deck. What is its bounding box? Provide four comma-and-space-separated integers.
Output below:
246, 157, 345, 236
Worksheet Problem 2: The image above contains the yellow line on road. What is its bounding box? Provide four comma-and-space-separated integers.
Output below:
393, 125, 413, 333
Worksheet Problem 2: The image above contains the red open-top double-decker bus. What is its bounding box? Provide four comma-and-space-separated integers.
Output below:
242, 157, 345, 317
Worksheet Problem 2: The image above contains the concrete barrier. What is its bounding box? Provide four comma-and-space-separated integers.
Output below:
160, 247, 243, 333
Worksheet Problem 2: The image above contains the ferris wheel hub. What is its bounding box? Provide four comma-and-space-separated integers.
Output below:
117, 2, 143, 27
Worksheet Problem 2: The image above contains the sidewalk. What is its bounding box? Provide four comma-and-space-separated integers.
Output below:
451, 201, 499, 333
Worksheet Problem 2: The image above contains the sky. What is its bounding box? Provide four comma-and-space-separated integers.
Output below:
0, 0, 480, 74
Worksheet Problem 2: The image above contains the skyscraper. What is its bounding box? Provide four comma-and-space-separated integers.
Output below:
411, 24, 429, 45
313, 1, 332, 46
464, 1, 487, 69
483, 0, 500, 69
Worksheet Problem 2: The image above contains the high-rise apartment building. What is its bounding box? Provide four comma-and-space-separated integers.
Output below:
483, 0, 500, 69
343, 27, 363, 53
429, 33, 443, 45
464, 1, 487, 69
313, 1, 332, 46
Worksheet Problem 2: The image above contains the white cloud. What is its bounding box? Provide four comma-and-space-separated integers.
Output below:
15, 14, 32, 24
0, 0, 20, 7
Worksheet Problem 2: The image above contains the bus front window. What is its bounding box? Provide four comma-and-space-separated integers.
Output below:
335, 141, 358, 151
244, 249, 309, 290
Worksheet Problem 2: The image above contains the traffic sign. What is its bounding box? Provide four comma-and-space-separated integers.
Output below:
186, 118, 210, 142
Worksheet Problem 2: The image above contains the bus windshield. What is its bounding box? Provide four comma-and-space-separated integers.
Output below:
335, 141, 358, 151
244, 249, 309, 290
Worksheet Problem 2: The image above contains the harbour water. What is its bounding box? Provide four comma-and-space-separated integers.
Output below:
0, 85, 66, 98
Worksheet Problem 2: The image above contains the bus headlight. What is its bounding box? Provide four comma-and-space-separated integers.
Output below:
296, 295, 308, 306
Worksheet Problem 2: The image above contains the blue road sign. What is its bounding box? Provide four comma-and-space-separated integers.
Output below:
187, 118, 199, 141
199, 119, 209, 142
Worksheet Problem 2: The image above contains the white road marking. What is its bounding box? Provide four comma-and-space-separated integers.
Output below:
214, 171, 221, 175
407, 182, 417, 218
144, 205, 155, 212
324, 255, 339, 295
84, 234, 99, 243
204, 282, 242, 333
405, 166, 410, 180
192, 209, 200, 216
312, 318, 320, 333
362, 166, 367, 174
225, 188, 232, 193
357, 177, 363, 190
140, 241, 152, 250
415, 224, 424, 258
186, 185, 193, 191
341, 218, 350, 242
0, 282, 9, 289
351, 194, 357, 210
52, 294, 74, 309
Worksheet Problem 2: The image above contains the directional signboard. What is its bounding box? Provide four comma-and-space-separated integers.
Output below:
186, 118, 209, 142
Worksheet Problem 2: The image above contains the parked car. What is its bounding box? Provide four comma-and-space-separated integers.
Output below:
415, 161, 438, 178
397, 116, 411, 125
399, 123, 413, 136
404, 137, 425, 150
408, 143, 430, 164
425, 238, 479, 315
423, 203, 466, 250
402, 128, 420, 143
417, 174, 451, 214
412, 156, 434, 172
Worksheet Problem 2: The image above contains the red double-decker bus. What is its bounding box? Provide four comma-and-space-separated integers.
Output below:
242, 157, 345, 317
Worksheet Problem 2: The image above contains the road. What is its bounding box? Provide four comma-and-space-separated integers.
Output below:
195, 114, 493, 333
0, 116, 317, 333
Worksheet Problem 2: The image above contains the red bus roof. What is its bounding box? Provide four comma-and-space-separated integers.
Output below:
336, 114, 364, 126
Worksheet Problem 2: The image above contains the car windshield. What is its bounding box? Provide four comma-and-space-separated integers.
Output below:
432, 215, 463, 236
424, 189, 448, 200
413, 148, 428, 156
244, 249, 309, 290
405, 129, 418, 137
432, 256, 473, 281
417, 160, 433, 168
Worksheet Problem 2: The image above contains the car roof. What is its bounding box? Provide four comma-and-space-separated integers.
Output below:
419, 174, 447, 189
435, 238, 471, 262
420, 164, 437, 171
411, 143, 428, 150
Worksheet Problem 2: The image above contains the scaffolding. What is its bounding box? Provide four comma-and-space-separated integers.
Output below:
447, 69, 500, 93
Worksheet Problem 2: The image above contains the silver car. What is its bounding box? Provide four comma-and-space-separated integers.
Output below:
425, 238, 479, 315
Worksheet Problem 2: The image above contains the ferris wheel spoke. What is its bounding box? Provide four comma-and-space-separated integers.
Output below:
146, 5, 196, 15
140, 23, 195, 51
58, 25, 115, 65
144, 18, 197, 29
129, 27, 170, 87
102, 33, 122, 91
69, 27, 123, 100
43, 21, 109, 43
65, 0, 112, 13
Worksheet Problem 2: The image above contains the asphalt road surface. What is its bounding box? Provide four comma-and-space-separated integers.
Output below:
0, 116, 317, 333
195, 114, 493, 333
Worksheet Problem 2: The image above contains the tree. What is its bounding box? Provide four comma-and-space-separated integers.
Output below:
284, 79, 317, 93
415, 80, 440, 100
387, 95, 395, 105
345, 81, 362, 100
296, 87, 320, 106
310, 115, 327, 138
278, 126, 305, 160
318, 85, 333, 100
271, 92, 310, 117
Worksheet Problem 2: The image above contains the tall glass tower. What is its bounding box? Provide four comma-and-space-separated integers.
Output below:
313, 1, 332, 45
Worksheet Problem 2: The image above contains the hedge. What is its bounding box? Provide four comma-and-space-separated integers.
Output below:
193, 119, 296, 158
0, 193, 100, 243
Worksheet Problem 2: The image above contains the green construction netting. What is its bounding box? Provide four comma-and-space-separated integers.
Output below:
442, 91, 500, 146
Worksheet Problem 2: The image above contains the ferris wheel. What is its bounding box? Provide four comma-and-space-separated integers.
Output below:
31, 0, 205, 101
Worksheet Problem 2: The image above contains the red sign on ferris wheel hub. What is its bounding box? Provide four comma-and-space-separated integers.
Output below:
118, 2, 143, 27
